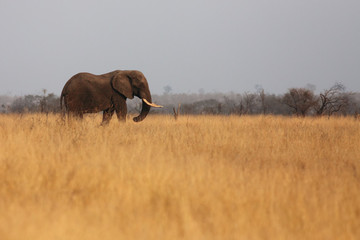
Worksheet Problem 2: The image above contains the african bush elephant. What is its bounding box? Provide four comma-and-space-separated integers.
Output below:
60, 70, 162, 123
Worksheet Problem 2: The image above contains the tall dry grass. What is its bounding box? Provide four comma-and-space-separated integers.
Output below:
0, 114, 359, 240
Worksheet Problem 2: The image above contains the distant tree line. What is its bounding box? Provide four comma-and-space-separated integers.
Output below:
1, 83, 360, 117
1, 89, 60, 114
149, 83, 360, 117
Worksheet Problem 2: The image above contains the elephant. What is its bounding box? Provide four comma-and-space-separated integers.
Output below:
60, 70, 162, 123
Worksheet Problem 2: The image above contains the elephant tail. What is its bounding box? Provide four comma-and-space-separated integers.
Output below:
60, 90, 67, 119
60, 92, 65, 111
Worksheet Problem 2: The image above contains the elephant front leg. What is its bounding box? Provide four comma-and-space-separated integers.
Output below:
102, 109, 114, 125
115, 98, 127, 122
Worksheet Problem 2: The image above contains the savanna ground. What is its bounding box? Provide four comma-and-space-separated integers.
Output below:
0, 114, 359, 240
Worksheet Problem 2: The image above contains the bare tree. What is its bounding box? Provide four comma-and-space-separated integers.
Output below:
315, 83, 349, 116
242, 92, 257, 114
39, 89, 47, 113
173, 103, 181, 120
255, 87, 267, 114
1, 104, 8, 113
163, 85, 172, 95
282, 88, 317, 116
255, 85, 267, 114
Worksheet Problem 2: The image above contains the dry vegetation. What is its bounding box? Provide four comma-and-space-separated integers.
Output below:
0, 114, 359, 240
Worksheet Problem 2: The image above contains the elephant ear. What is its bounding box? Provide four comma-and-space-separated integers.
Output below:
111, 73, 134, 99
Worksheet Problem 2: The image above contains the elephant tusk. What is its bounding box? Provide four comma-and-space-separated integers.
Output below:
143, 98, 163, 108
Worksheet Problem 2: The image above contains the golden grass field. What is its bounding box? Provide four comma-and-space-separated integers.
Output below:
0, 113, 359, 240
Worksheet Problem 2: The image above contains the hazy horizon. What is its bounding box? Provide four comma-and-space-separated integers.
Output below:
1, 0, 359, 96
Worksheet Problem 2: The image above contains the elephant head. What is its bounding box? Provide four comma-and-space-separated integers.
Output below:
111, 70, 162, 122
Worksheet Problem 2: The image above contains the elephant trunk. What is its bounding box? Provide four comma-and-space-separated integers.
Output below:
133, 90, 163, 122
133, 89, 152, 122
133, 99, 151, 122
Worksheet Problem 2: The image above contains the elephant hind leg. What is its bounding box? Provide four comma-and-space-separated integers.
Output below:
102, 108, 114, 125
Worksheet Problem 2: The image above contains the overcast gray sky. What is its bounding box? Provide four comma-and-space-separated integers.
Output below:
1, 0, 359, 95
